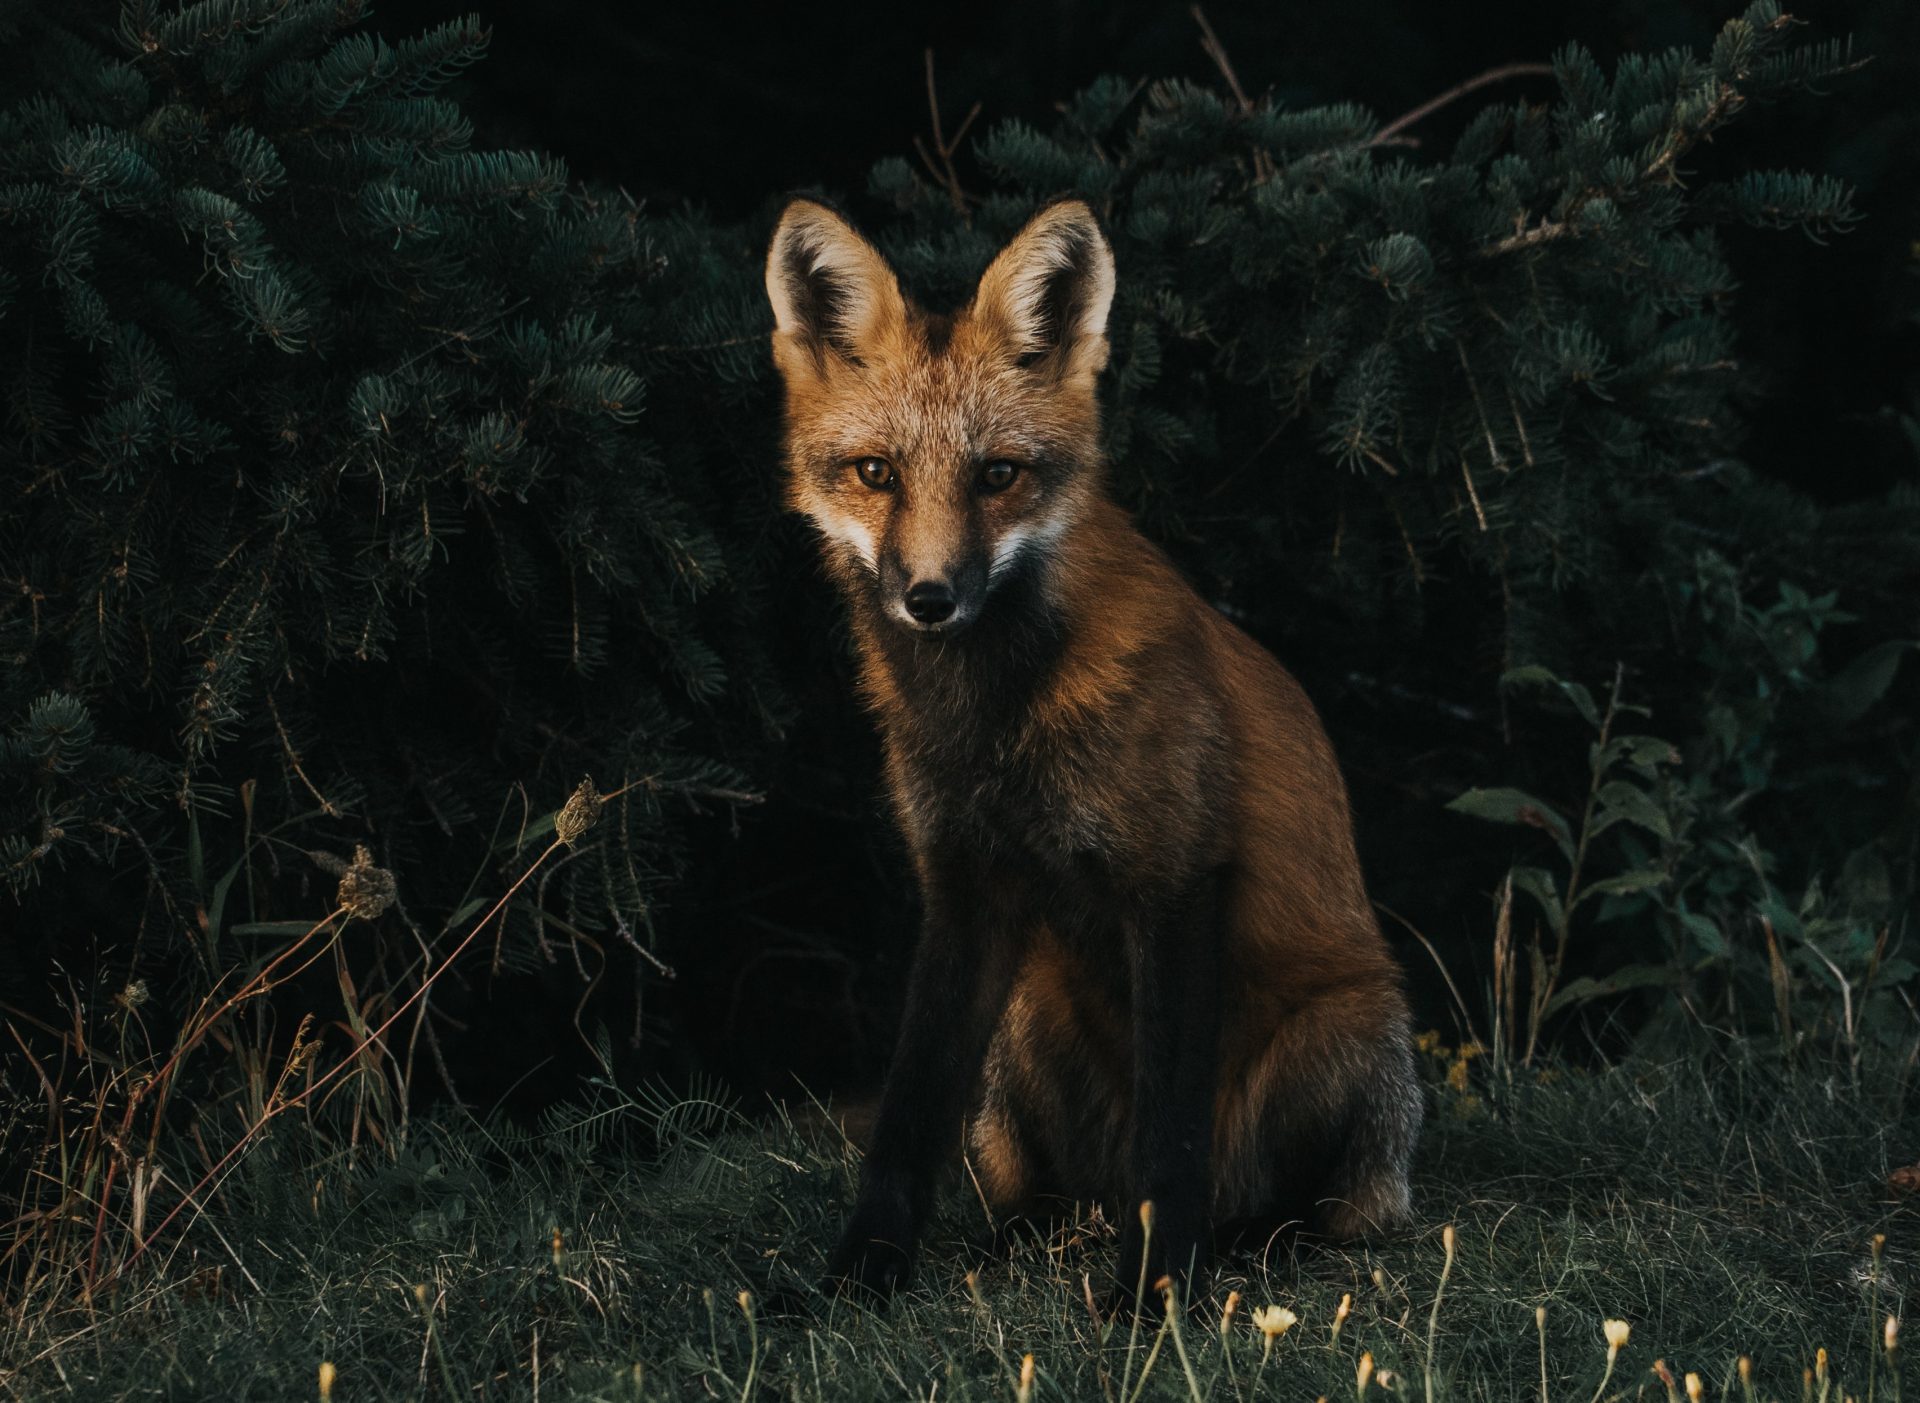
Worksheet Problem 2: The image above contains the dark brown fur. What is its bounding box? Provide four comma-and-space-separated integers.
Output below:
764, 197, 1420, 1309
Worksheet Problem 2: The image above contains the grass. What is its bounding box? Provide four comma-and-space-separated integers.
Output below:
2, 1051, 1914, 1401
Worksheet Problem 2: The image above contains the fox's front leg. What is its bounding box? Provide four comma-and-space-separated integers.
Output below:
822, 855, 1022, 1304
1112, 868, 1225, 1317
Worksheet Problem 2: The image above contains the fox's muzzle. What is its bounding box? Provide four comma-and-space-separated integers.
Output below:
881, 555, 987, 635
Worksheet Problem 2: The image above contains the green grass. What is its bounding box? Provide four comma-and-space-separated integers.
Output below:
3, 1054, 1914, 1401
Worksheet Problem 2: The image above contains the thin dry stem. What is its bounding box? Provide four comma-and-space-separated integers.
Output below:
1374, 62, 1553, 146
914, 49, 980, 216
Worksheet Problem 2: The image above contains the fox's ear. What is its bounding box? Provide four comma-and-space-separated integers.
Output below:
971, 199, 1114, 380
765, 199, 908, 378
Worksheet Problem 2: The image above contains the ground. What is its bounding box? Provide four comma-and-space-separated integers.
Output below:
3, 1051, 1914, 1401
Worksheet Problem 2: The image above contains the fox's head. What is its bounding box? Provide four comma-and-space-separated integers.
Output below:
765, 198, 1114, 636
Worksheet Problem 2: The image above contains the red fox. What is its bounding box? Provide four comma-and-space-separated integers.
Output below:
764, 196, 1421, 1311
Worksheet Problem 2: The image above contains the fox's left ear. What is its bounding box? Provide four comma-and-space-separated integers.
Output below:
971, 199, 1115, 381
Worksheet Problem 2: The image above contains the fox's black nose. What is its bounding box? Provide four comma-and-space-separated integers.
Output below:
904, 580, 956, 624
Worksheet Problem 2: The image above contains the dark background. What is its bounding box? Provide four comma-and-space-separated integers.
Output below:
366, 0, 1920, 1108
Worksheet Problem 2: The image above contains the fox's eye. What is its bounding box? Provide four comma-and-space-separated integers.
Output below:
980, 460, 1018, 493
854, 457, 895, 490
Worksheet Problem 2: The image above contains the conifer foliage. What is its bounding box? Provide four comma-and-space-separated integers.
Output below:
0, 0, 772, 1045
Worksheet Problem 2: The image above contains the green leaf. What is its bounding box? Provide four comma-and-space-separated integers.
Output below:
1575, 868, 1669, 906
1758, 890, 1804, 941
1592, 780, 1672, 841
1874, 958, 1918, 987
186, 811, 205, 896
1837, 847, 1892, 919
1543, 963, 1683, 1017
1447, 787, 1575, 862
1619, 735, 1682, 770
444, 895, 490, 931
1807, 640, 1916, 727
206, 856, 247, 944
1501, 665, 1600, 729
1671, 908, 1728, 958
500, 811, 558, 850
230, 920, 327, 937
1508, 865, 1565, 933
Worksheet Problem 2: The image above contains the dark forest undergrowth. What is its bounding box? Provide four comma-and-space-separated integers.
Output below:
5, 1052, 1915, 1402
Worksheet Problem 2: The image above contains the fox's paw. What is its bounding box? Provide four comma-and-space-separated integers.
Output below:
1106, 1202, 1208, 1323
819, 1216, 914, 1306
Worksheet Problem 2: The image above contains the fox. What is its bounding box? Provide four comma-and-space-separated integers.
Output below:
763, 195, 1422, 1312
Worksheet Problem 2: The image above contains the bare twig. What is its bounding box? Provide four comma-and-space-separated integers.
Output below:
1455, 339, 1508, 473
1191, 6, 1275, 182
266, 690, 343, 818
1190, 5, 1252, 110
639, 334, 758, 356
1461, 458, 1489, 531
1373, 62, 1553, 146
1377, 903, 1483, 1050
611, 912, 677, 979
914, 49, 980, 216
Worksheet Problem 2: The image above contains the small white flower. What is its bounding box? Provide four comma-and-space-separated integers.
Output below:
1251, 1304, 1297, 1340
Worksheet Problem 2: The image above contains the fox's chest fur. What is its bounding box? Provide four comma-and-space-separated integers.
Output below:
854, 561, 1226, 902
861, 593, 1099, 859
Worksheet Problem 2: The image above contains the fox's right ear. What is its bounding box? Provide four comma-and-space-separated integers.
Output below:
765, 200, 908, 380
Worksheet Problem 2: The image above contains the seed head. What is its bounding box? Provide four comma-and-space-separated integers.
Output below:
335, 844, 395, 920
318, 1361, 336, 1401
551, 1226, 563, 1270
1652, 1359, 1679, 1403
1357, 1351, 1375, 1394
1332, 1291, 1353, 1344
1686, 1372, 1705, 1402
1154, 1273, 1179, 1316
1220, 1289, 1242, 1337
1886, 1314, 1900, 1354
556, 776, 604, 848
